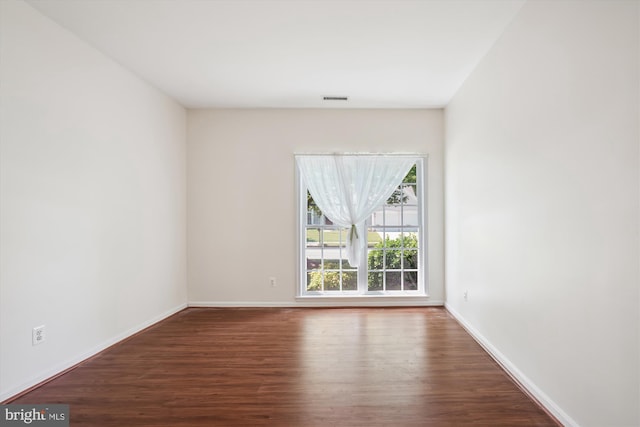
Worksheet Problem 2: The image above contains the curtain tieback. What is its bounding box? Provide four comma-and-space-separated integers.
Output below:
349, 224, 359, 243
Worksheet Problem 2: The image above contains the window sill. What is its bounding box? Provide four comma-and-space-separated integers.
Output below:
298, 293, 428, 298
295, 294, 442, 306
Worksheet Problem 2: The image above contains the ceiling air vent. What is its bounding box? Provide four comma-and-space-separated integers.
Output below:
323, 96, 348, 101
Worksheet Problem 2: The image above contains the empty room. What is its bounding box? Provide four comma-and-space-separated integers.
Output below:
1, 0, 638, 426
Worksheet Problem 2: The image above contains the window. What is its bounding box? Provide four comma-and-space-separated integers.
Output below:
298, 158, 426, 296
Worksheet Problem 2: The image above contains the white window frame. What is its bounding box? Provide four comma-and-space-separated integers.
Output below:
296, 155, 428, 297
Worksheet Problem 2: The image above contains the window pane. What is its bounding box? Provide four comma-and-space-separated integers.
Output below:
403, 205, 419, 226
401, 231, 419, 249
368, 229, 383, 246
404, 250, 418, 269
343, 271, 357, 291
368, 272, 383, 291
305, 248, 321, 270
386, 187, 404, 205
322, 247, 342, 267
385, 249, 402, 269
384, 207, 402, 227
323, 271, 340, 291
403, 184, 417, 201
386, 272, 402, 290
367, 249, 383, 270
307, 271, 322, 291
404, 164, 417, 184
383, 232, 401, 248
307, 191, 323, 225
306, 228, 321, 246
322, 229, 340, 247
404, 271, 418, 290
324, 259, 340, 269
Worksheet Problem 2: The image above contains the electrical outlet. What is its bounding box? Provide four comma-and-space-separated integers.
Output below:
32, 325, 46, 346
269, 277, 277, 287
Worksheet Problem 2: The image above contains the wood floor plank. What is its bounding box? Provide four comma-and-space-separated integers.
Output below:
10, 307, 559, 426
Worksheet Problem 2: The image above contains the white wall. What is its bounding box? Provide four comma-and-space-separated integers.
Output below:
0, 0, 187, 400
445, 1, 639, 426
187, 109, 443, 306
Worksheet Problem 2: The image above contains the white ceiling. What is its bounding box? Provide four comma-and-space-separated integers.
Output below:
26, 0, 526, 109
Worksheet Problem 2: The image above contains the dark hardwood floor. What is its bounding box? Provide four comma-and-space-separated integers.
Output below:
10, 307, 558, 426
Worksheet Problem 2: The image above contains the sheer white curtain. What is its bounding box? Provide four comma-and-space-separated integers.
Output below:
296, 155, 417, 266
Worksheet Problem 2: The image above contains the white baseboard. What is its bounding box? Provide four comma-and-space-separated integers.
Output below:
189, 301, 299, 307
189, 299, 445, 308
444, 303, 578, 427
0, 302, 187, 402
